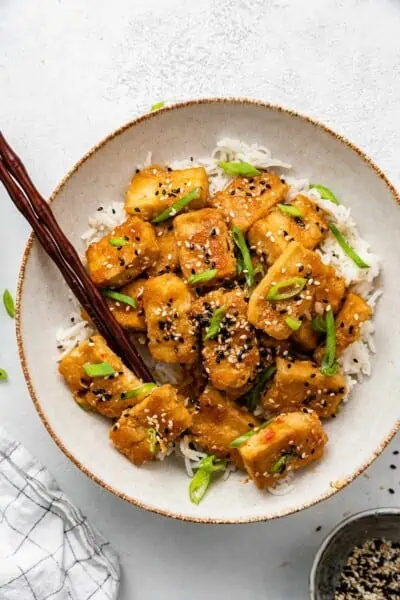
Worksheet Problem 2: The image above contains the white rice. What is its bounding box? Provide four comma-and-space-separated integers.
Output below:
57, 138, 382, 489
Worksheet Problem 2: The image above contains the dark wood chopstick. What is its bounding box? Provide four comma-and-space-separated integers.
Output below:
0, 133, 154, 383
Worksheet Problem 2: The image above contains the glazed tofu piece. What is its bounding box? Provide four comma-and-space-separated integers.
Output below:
105, 278, 146, 331
314, 292, 372, 363
247, 242, 316, 340
143, 273, 198, 364
312, 262, 346, 315
148, 223, 180, 276
190, 387, 261, 467
262, 358, 346, 419
210, 172, 288, 232
291, 318, 320, 352
58, 335, 146, 418
110, 384, 192, 465
248, 195, 329, 265
238, 411, 328, 489
192, 287, 260, 392
125, 165, 208, 221
86, 216, 159, 288
174, 208, 237, 285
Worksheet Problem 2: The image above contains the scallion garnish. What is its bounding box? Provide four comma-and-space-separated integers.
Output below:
3, 289, 15, 318
277, 204, 303, 218
218, 161, 261, 177
187, 269, 218, 286
152, 187, 201, 224
320, 309, 339, 376
230, 419, 273, 448
285, 316, 302, 331
151, 101, 165, 111
83, 362, 115, 378
109, 237, 129, 248
123, 383, 157, 400
312, 314, 327, 333
102, 290, 137, 309
147, 428, 159, 454
232, 226, 255, 287
270, 454, 290, 474
310, 184, 340, 205
243, 365, 276, 411
253, 263, 265, 278
267, 277, 307, 302
0, 368, 8, 381
329, 224, 369, 269
189, 455, 226, 505
203, 305, 227, 341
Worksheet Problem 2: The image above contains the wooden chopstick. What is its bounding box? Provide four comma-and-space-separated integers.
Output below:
0, 133, 154, 383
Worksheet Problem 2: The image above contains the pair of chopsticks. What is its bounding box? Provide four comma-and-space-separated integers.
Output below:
0, 131, 154, 383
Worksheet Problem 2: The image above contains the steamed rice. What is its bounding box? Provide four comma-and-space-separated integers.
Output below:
56, 138, 382, 490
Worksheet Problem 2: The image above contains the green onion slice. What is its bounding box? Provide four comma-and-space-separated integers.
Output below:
285, 316, 302, 331
230, 419, 274, 448
147, 428, 159, 454
218, 161, 261, 177
151, 101, 165, 111
312, 314, 327, 333
189, 455, 226, 505
122, 383, 157, 400
203, 305, 227, 341
267, 277, 307, 302
320, 309, 339, 376
83, 362, 115, 378
187, 269, 218, 286
152, 187, 201, 224
102, 290, 137, 309
277, 204, 303, 218
109, 237, 129, 248
3, 289, 15, 318
76, 399, 91, 411
270, 454, 289, 474
243, 365, 276, 411
232, 226, 255, 287
310, 184, 340, 205
329, 224, 369, 269
0, 368, 8, 381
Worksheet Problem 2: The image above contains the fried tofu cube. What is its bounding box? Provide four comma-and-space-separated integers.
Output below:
192, 287, 260, 391
314, 292, 372, 363
86, 216, 159, 287
143, 273, 197, 364
247, 242, 316, 340
190, 387, 261, 467
248, 195, 329, 265
59, 335, 146, 418
312, 262, 346, 314
105, 278, 146, 331
148, 223, 180, 276
262, 358, 346, 419
238, 411, 328, 489
125, 165, 208, 221
110, 384, 192, 465
174, 208, 237, 285
291, 318, 320, 351
210, 172, 288, 232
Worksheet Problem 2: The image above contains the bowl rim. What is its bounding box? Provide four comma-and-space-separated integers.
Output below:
15, 97, 400, 524
309, 507, 400, 598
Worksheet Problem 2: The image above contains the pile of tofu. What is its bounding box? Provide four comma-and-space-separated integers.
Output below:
59, 164, 372, 491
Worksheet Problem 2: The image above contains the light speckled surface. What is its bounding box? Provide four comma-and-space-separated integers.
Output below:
1, 1, 399, 598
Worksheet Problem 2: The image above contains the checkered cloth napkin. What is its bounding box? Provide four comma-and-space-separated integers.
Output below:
0, 426, 120, 600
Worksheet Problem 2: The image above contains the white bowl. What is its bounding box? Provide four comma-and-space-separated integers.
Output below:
17, 99, 400, 523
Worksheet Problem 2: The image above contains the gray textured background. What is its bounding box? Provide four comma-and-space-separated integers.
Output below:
1, 1, 399, 598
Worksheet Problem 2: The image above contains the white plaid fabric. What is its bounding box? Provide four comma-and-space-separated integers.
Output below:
0, 426, 120, 600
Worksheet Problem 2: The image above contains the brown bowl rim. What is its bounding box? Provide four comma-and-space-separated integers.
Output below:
16, 97, 400, 524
